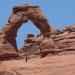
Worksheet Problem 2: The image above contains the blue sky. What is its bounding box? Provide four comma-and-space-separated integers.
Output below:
0, 0, 75, 49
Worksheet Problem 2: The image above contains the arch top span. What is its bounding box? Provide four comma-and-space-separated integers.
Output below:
13, 4, 39, 13
14, 4, 51, 35
3, 4, 51, 37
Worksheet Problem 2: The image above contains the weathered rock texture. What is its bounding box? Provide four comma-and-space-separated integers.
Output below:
0, 4, 51, 60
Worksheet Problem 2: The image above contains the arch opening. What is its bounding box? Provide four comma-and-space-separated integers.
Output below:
16, 20, 40, 49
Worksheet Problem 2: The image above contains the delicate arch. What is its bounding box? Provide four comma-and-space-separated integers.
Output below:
0, 5, 51, 59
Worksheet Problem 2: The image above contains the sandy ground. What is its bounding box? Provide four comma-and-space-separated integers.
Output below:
0, 54, 75, 75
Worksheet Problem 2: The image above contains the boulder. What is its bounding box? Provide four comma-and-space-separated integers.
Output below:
40, 38, 54, 49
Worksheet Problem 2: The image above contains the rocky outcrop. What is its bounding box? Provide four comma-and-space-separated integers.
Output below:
21, 25, 75, 58
51, 25, 75, 54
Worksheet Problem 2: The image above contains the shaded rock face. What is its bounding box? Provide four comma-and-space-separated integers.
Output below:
0, 4, 51, 60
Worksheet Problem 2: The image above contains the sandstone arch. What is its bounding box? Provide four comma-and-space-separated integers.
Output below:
0, 4, 51, 59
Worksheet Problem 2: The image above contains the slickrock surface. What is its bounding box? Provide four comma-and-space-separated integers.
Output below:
0, 54, 75, 75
